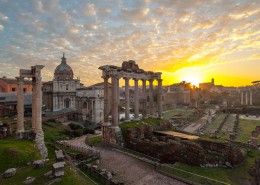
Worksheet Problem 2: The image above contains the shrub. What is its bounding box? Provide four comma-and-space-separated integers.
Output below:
68, 123, 83, 130
83, 128, 95, 135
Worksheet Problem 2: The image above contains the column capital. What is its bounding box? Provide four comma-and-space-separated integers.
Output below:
157, 79, 163, 82
148, 79, 154, 82
141, 79, 146, 82
133, 78, 139, 81
123, 77, 130, 81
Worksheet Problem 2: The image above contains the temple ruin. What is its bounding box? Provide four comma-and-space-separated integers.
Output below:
16, 65, 48, 158
99, 60, 163, 144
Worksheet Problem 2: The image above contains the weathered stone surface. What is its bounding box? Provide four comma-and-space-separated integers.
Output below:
52, 162, 65, 177
33, 160, 44, 168
3, 168, 16, 178
35, 133, 48, 158
124, 125, 245, 166
55, 150, 64, 161
23, 176, 36, 184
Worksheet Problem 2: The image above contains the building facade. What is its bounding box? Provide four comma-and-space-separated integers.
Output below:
0, 77, 32, 93
43, 54, 81, 112
75, 82, 111, 124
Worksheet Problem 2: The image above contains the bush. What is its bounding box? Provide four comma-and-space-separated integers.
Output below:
68, 123, 83, 130
72, 129, 84, 137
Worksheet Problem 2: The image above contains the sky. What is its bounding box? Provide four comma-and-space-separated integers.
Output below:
0, 0, 259, 87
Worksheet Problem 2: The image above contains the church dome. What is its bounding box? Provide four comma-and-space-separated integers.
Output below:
54, 53, 74, 80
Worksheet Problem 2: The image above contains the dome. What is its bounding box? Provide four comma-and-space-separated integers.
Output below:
54, 53, 74, 80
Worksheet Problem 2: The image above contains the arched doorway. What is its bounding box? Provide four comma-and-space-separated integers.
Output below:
64, 98, 70, 108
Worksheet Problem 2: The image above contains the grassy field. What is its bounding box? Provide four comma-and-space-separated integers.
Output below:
119, 118, 162, 134
237, 119, 260, 143
204, 113, 226, 134
160, 149, 259, 185
0, 120, 96, 185
0, 138, 41, 173
163, 109, 194, 120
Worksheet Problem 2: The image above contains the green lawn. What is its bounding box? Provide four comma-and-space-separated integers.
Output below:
160, 149, 259, 185
0, 160, 95, 185
237, 119, 260, 143
0, 121, 97, 185
0, 138, 41, 173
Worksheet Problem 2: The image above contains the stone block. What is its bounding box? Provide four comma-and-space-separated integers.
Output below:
33, 160, 44, 168
3, 168, 16, 178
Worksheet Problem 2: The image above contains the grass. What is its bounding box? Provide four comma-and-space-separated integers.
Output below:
163, 108, 194, 120
119, 118, 161, 134
160, 148, 260, 185
0, 121, 97, 185
0, 138, 41, 173
204, 113, 226, 134
86, 135, 102, 146
237, 119, 260, 143
0, 160, 95, 185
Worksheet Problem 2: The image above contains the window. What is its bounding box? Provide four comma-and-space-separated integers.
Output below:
66, 84, 69, 90
12, 88, 16, 92
23, 88, 26, 92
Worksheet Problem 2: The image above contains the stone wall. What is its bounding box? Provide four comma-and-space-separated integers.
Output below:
102, 126, 123, 146
124, 125, 245, 166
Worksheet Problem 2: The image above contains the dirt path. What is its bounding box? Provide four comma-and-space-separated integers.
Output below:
98, 148, 187, 185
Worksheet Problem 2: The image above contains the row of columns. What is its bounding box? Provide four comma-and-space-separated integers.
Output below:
16, 65, 44, 135
103, 76, 163, 128
241, 91, 253, 105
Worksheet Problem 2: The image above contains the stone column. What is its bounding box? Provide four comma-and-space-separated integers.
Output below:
241, 92, 244, 105
32, 65, 44, 133
245, 91, 248, 105
32, 77, 36, 132
103, 76, 109, 125
250, 91, 253, 105
124, 77, 130, 121
157, 79, 163, 118
149, 79, 154, 117
134, 78, 139, 120
16, 77, 25, 134
142, 79, 147, 118
111, 75, 119, 127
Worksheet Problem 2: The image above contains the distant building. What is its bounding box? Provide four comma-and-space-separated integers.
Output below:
164, 81, 191, 109
75, 82, 111, 124
0, 92, 32, 117
199, 78, 215, 91
43, 54, 81, 112
0, 77, 32, 93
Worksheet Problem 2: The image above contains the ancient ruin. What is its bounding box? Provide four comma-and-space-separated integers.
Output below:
16, 65, 48, 158
99, 60, 163, 144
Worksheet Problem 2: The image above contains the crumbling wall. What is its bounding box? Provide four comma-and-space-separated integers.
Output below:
124, 125, 245, 166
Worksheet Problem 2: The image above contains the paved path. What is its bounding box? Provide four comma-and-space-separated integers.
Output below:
98, 148, 187, 185
67, 136, 186, 185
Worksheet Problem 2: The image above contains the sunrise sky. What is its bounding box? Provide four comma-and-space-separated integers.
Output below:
0, 0, 259, 87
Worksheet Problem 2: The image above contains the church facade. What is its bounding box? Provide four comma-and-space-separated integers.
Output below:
43, 54, 81, 112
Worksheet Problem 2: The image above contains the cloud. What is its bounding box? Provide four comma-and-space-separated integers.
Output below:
0, 0, 259, 86
0, 25, 3, 31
